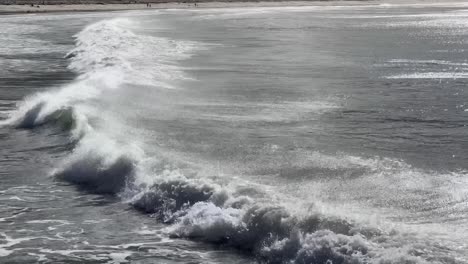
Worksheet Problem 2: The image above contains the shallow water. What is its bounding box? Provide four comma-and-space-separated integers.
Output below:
1, 3, 468, 264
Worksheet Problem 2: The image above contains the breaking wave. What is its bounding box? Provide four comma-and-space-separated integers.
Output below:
124, 171, 431, 264
0, 17, 198, 195
2, 17, 460, 264
54, 140, 136, 194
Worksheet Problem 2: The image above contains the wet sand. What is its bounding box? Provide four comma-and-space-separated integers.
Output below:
1, 0, 467, 15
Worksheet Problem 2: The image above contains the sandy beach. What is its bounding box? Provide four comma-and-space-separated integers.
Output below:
0, 1, 368, 14
1, 0, 467, 14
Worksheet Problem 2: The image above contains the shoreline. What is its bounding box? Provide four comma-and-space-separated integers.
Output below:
1, 0, 467, 15
0, 1, 373, 14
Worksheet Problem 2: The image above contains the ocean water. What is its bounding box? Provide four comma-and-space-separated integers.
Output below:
1, 3, 468, 263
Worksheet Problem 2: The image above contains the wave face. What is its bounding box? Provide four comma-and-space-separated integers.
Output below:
3, 15, 467, 264
1, 18, 198, 197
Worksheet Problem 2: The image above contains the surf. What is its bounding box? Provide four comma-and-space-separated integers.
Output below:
3, 16, 467, 264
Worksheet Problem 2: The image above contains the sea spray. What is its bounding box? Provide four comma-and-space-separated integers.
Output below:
1, 18, 200, 195
0, 17, 449, 264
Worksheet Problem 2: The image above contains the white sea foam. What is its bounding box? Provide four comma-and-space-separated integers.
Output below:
1, 18, 198, 130
386, 72, 468, 79
1, 18, 200, 196
388, 59, 468, 67
108, 252, 132, 263
4, 15, 467, 264
0, 232, 54, 257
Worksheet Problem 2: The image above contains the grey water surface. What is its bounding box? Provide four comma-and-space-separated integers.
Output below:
1, 3, 468, 264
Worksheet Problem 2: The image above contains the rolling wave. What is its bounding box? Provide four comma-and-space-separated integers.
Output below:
2, 17, 463, 264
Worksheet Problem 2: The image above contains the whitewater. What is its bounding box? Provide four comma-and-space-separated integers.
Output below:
1, 3, 468, 264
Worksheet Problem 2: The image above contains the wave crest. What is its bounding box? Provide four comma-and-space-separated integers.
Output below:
168, 199, 426, 264
15, 102, 76, 131
132, 180, 215, 222
55, 155, 135, 194
3, 17, 444, 264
